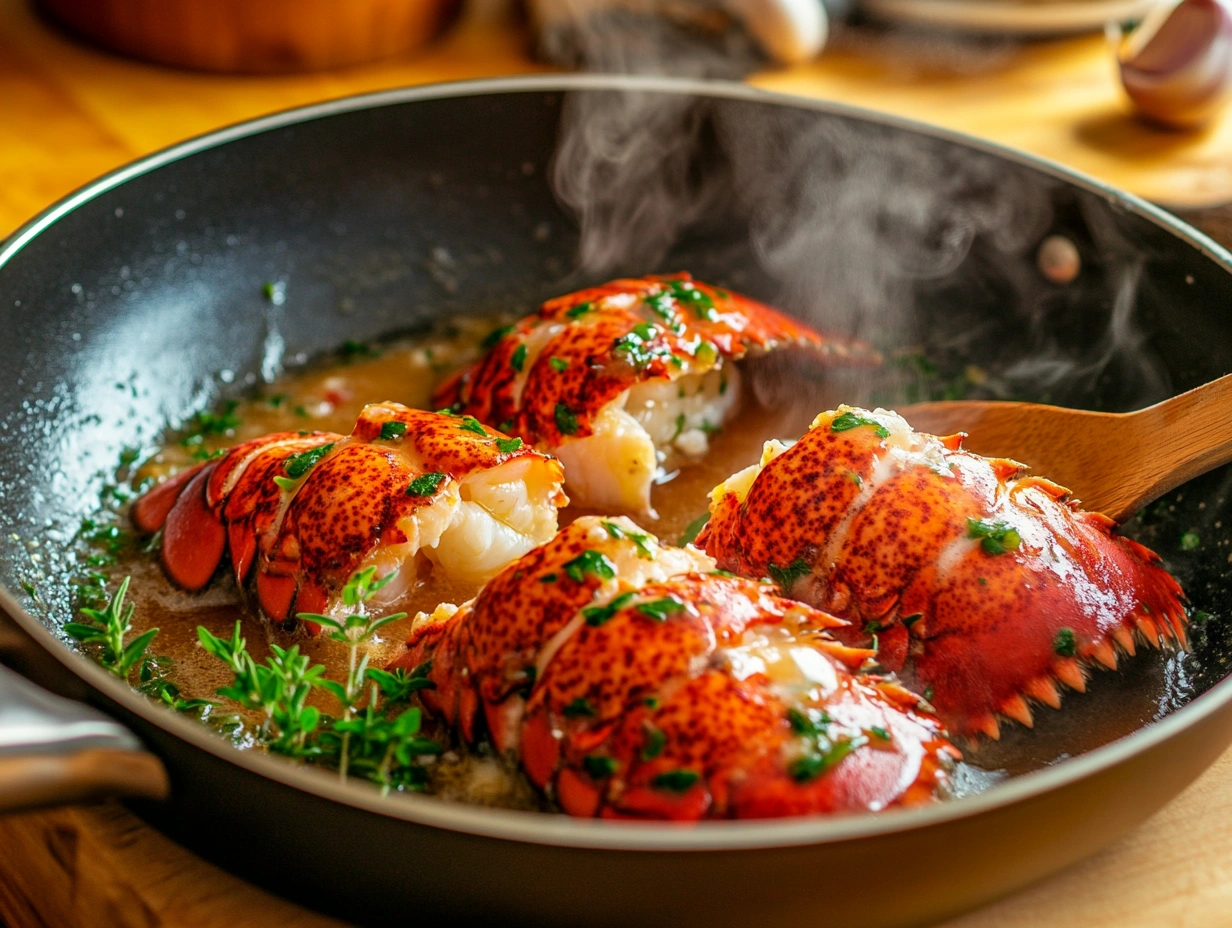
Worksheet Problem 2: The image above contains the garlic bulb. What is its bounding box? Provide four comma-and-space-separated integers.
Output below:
1118, 0, 1232, 128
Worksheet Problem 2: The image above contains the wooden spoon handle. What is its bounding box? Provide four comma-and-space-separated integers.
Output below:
1113, 371, 1232, 520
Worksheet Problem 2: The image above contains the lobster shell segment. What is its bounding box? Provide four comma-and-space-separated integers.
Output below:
697, 405, 1189, 740
133, 402, 566, 626
431, 274, 878, 513
392, 516, 958, 820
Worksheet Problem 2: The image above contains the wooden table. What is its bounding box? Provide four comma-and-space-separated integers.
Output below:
3, 1, 1232, 925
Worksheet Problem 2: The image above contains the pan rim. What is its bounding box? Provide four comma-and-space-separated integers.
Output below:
3, 72, 1231, 852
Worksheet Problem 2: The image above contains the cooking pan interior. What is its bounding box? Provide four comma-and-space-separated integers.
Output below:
3, 80, 1232, 922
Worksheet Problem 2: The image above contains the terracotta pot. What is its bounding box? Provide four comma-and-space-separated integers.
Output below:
37, 0, 463, 73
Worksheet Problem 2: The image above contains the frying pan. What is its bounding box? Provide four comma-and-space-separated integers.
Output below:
2, 75, 1232, 928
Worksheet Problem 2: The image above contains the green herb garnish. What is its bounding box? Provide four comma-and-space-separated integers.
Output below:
583, 755, 618, 779
1053, 627, 1077, 657
1181, 531, 1201, 551
652, 769, 699, 792
379, 421, 407, 441
563, 698, 596, 718
582, 592, 635, 627
284, 442, 335, 479
641, 726, 666, 761
495, 436, 524, 453
510, 343, 528, 373
767, 558, 811, 591
482, 324, 514, 350
563, 549, 618, 584
566, 301, 593, 319
554, 403, 580, 436
458, 416, 488, 437
678, 513, 710, 546
601, 521, 654, 559
549, 356, 569, 372
966, 518, 1022, 555
830, 411, 890, 439
407, 472, 447, 497
637, 597, 685, 622
63, 577, 158, 682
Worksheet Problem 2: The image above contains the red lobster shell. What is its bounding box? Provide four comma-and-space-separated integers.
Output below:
392, 516, 958, 820
698, 405, 1188, 740
432, 273, 878, 512
133, 402, 566, 626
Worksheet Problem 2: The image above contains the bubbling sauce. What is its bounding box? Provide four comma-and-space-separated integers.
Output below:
112, 323, 1183, 810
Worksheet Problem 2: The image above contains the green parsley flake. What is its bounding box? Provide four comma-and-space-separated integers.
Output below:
379, 421, 407, 441
566, 301, 593, 319
407, 472, 447, 497
539, 573, 558, 584
830, 411, 890, 439
678, 512, 710, 546
284, 442, 334, 479
272, 475, 298, 492
495, 436, 524, 453
869, 726, 891, 742
563, 549, 617, 584
459, 416, 488, 437
549, 356, 569, 372
664, 279, 717, 321
482, 325, 514, 350
583, 755, 617, 779
1053, 627, 1077, 657
902, 613, 923, 628
641, 726, 666, 761
790, 736, 864, 783
583, 592, 635, 627
601, 521, 654, 559
786, 707, 830, 736
652, 769, 699, 792
767, 558, 811, 591
637, 597, 685, 622
966, 518, 1022, 555
555, 403, 580, 436
563, 698, 596, 718
1181, 531, 1201, 551
510, 343, 528, 373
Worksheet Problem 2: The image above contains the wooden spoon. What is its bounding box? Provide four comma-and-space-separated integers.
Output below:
902, 372, 1232, 523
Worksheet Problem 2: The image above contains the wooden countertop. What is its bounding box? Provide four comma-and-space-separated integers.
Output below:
3, 1, 1232, 926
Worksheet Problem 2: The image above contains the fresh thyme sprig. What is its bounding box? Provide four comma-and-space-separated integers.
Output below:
63, 577, 158, 681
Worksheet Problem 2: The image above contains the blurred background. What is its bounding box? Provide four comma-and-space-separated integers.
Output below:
5, 0, 1232, 242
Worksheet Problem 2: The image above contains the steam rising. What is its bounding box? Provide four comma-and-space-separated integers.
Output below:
547, 12, 1169, 409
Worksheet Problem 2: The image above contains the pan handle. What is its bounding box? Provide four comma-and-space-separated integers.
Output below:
0, 663, 169, 814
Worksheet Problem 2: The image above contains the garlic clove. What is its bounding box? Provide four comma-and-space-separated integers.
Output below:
1119, 0, 1232, 129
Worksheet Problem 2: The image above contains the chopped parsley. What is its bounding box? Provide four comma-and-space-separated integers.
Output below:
678, 512, 710, 546
790, 736, 865, 783
830, 411, 890, 439
458, 416, 488, 437
651, 769, 699, 792
1181, 531, 1201, 551
637, 597, 685, 622
284, 442, 334, 479
613, 322, 663, 370
495, 436, 524, 453
869, 726, 891, 742
601, 521, 654, 559
967, 518, 1022, 555
181, 401, 240, 447
767, 558, 811, 591
539, 573, 558, 583
1053, 627, 1077, 657
902, 613, 923, 628
583, 592, 635, 627
664, 279, 716, 321
272, 475, 298, 492
549, 356, 569, 372
786, 707, 830, 735
563, 549, 618, 584
379, 421, 407, 441
566, 301, 594, 319
583, 755, 617, 779
555, 403, 580, 436
406, 472, 447, 497
510, 343, 528, 373
641, 726, 666, 761
563, 698, 596, 718
482, 324, 514, 350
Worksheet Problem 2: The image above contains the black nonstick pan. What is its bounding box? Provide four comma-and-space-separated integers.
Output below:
3, 75, 1232, 928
